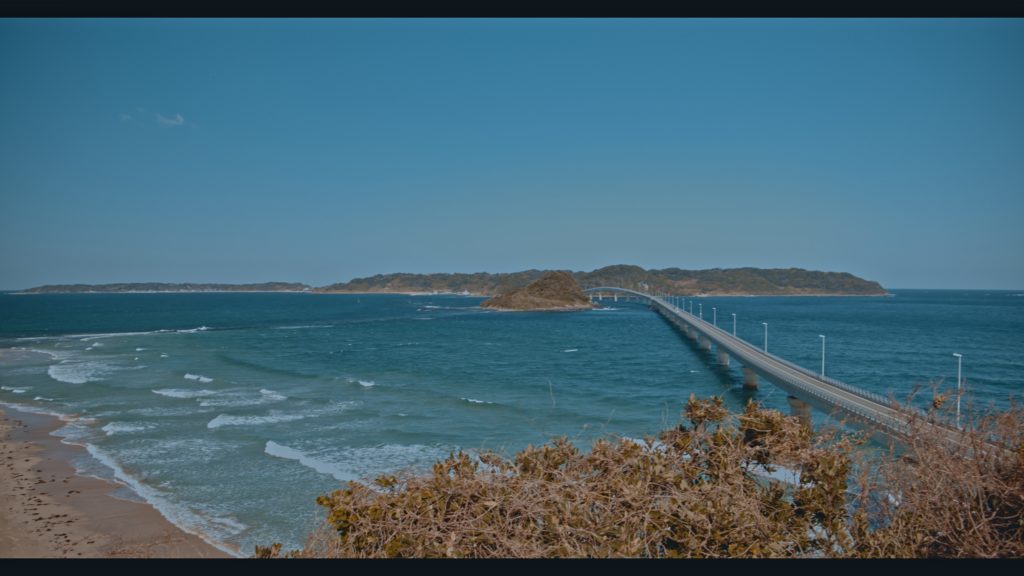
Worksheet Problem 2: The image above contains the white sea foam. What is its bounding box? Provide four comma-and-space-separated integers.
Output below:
198, 396, 255, 408
34, 396, 54, 402
264, 441, 359, 482
160, 353, 169, 358
260, 388, 287, 401
47, 360, 116, 384
78, 331, 164, 342
422, 305, 441, 309
357, 380, 375, 388
461, 397, 493, 405
593, 307, 619, 311
136, 348, 147, 352
177, 326, 211, 334
184, 373, 214, 383
153, 388, 218, 399
207, 402, 355, 429
73, 441, 244, 556
102, 422, 154, 436
264, 441, 447, 486
563, 349, 578, 353
196, 388, 285, 407
207, 412, 308, 429
1, 386, 28, 394
19, 348, 61, 360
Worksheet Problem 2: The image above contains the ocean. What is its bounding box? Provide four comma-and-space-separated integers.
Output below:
1, 289, 1022, 555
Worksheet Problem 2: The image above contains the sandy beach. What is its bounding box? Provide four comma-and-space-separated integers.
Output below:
0, 405, 232, 558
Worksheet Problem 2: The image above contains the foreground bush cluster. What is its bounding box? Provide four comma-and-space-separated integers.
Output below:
257, 396, 1024, 558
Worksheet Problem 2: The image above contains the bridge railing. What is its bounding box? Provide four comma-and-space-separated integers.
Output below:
597, 291, 971, 444
650, 297, 899, 408
720, 331, 910, 434
646, 297, 924, 432
764, 351, 896, 409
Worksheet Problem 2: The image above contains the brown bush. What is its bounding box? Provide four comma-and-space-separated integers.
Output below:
258, 396, 1024, 558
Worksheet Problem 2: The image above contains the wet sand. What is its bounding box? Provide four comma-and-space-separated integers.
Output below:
0, 406, 233, 558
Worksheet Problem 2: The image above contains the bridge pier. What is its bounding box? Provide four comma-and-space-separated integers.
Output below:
699, 335, 712, 350
787, 396, 812, 428
716, 348, 729, 366
742, 367, 758, 390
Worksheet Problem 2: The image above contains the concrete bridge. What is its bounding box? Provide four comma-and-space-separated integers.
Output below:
584, 286, 971, 447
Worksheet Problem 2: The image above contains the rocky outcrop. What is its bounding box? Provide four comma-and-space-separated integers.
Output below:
480, 271, 593, 311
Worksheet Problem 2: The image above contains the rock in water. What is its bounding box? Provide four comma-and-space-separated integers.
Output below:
480, 271, 594, 311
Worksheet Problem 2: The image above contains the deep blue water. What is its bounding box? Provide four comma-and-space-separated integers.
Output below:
0, 289, 1021, 554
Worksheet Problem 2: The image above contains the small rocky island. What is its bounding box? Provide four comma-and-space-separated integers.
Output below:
480, 271, 594, 312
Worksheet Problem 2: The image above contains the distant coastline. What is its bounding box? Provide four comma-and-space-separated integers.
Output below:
16, 282, 312, 295
14, 265, 888, 297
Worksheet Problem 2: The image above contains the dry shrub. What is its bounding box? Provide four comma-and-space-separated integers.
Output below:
847, 402, 1024, 558
258, 396, 1024, 558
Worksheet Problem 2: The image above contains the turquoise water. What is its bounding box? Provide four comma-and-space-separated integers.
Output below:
1, 290, 1022, 554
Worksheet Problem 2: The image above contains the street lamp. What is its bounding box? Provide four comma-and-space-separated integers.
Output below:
712, 307, 717, 326
953, 353, 963, 429
819, 335, 826, 377
731, 313, 736, 336
698, 303, 703, 320
762, 322, 768, 353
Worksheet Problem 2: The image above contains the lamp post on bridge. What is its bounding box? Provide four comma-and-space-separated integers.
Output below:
762, 322, 768, 353
731, 313, 736, 336
698, 303, 703, 321
953, 353, 963, 429
712, 307, 717, 327
819, 334, 826, 377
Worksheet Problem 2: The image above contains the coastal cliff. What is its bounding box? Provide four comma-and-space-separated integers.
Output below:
480, 271, 593, 311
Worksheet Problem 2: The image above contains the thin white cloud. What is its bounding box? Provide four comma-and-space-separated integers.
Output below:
156, 112, 185, 127
119, 113, 133, 122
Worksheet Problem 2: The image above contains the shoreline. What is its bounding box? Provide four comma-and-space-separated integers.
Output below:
0, 405, 233, 558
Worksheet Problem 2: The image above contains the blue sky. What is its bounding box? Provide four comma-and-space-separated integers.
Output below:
1, 19, 1022, 289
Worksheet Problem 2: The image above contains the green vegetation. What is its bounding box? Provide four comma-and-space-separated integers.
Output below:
317, 265, 887, 296
18, 265, 886, 296
480, 271, 593, 311
257, 396, 1023, 558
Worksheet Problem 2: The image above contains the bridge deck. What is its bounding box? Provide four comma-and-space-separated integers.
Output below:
584, 287, 985, 451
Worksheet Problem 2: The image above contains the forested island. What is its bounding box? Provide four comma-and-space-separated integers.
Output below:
17, 266, 887, 296
316, 265, 887, 296
480, 271, 594, 311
